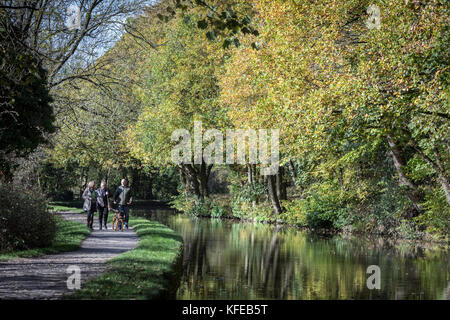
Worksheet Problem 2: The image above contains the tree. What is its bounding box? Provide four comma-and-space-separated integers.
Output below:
0, 0, 150, 179
127, 9, 227, 201
219, 0, 448, 226
158, 0, 258, 49
0, 13, 54, 178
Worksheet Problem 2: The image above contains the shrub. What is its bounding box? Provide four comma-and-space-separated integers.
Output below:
249, 204, 276, 223
48, 189, 74, 201
169, 194, 195, 213
231, 200, 276, 223
0, 182, 56, 252
301, 182, 352, 230
229, 178, 266, 207
352, 179, 410, 236
230, 200, 245, 219
151, 167, 180, 201
188, 198, 212, 217
170, 194, 229, 218
210, 203, 227, 218
395, 220, 424, 240
415, 187, 450, 238
229, 176, 268, 220
280, 199, 308, 227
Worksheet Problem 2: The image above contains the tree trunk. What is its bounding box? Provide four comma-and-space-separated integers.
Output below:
410, 140, 450, 206
437, 175, 450, 206
267, 174, 283, 216
280, 166, 287, 200
198, 162, 213, 199
247, 164, 253, 184
105, 167, 111, 185
276, 168, 281, 199
179, 166, 188, 197
259, 167, 265, 185
386, 134, 423, 213
200, 163, 208, 198
288, 159, 303, 199
288, 160, 297, 185
276, 166, 287, 200
183, 164, 201, 201
184, 163, 214, 201
430, 148, 450, 206
190, 172, 202, 201
147, 174, 153, 200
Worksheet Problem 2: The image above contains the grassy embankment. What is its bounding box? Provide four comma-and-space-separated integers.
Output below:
66, 215, 183, 299
1, 200, 184, 298
0, 204, 89, 260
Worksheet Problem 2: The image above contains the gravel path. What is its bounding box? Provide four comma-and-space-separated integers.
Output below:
0, 212, 138, 300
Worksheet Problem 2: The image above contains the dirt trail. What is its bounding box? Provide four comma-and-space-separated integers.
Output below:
0, 212, 138, 300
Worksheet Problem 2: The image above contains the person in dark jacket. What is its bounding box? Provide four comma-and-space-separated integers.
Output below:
82, 181, 97, 229
96, 180, 110, 230
113, 178, 132, 229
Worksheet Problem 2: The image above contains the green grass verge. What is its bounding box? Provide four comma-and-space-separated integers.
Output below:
48, 203, 84, 213
66, 216, 183, 300
0, 215, 90, 260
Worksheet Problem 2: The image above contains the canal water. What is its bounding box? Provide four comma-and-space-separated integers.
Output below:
135, 208, 449, 300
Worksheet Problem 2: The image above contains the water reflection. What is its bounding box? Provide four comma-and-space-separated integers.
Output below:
136, 209, 450, 300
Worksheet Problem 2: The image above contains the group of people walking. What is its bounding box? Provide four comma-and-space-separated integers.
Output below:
82, 178, 132, 230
